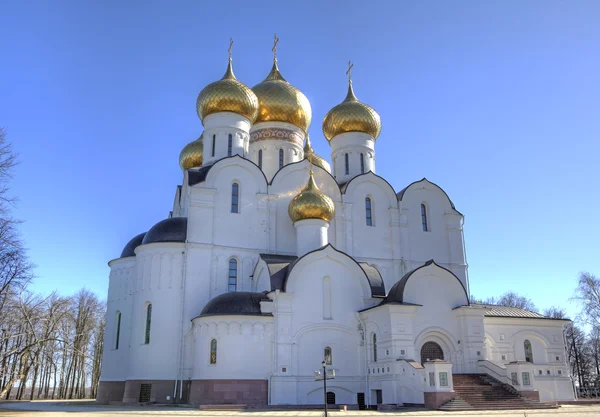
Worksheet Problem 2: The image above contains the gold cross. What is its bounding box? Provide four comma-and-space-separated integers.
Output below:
272, 33, 279, 61
228, 38, 233, 60
346, 60, 354, 83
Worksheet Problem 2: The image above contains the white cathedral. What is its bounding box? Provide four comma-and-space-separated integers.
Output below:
97, 45, 575, 408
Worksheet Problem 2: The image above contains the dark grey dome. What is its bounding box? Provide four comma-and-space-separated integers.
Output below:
199, 292, 270, 317
141, 217, 187, 245
120, 232, 146, 258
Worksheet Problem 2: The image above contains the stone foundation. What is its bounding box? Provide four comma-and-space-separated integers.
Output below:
189, 379, 268, 406
96, 381, 126, 405
519, 390, 540, 401
122, 379, 189, 404
424, 391, 456, 409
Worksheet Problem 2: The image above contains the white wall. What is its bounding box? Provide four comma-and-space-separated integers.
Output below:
191, 316, 273, 380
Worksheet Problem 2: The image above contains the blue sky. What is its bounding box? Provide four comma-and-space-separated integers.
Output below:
1, 0, 598, 320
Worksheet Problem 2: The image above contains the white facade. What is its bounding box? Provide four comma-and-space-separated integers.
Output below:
98, 72, 574, 407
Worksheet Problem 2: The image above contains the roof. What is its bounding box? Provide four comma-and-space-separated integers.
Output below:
142, 217, 187, 245
258, 248, 386, 297
258, 253, 297, 291
358, 263, 386, 297
477, 304, 562, 320
384, 260, 469, 306
188, 164, 214, 186
197, 291, 272, 318
120, 232, 146, 258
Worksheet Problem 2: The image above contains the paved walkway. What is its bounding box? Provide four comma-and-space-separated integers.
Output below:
0, 401, 599, 417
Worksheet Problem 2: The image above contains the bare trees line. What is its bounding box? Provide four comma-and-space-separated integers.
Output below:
0, 128, 106, 399
472, 275, 600, 390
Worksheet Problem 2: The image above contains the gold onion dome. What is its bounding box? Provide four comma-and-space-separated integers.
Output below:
322, 82, 381, 141
179, 134, 203, 170
288, 171, 335, 223
252, 61, 312, 132
303, 136, 331, 173
196, 60, 259, 123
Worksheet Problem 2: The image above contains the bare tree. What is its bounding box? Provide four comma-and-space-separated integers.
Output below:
470, 291, 538, 312
573, 272, 600, 328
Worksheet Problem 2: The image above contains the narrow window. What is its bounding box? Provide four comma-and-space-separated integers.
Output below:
228, 258, 237, 291
144, 304, 152, 344
210, 339, 217, 364
372, 333, 378, 362
360, 153, 365, 174
279, 149, 284, 169
324, 346, 332, 365
524, 340, 533, 363
227, 134, 232, 156
365, 197, 373, 226
258, 150, 263, 169
421, 203, 428, 232
115, 311, 122, 350
211, 134, 216, 157
344, 153, 349, 175
231, 183, 239, 213
323, 277, 332, 319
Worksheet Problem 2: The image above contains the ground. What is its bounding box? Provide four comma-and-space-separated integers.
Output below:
1, 401, 600, 417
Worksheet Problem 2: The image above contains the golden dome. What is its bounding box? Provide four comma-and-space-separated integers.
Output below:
288, 171, 335, 223
252, 61, 312, 132
322, 82, 381, 141
179, 134, 203, 170
196, 60, 259, 123
303, 136, 331, 173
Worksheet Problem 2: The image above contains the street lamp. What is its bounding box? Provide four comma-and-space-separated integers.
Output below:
314, 360, 335, 417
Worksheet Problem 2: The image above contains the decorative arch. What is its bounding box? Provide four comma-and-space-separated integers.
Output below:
342, 171, 399, 209
397, 177, 462, 215
414, 326, 458, 362
270, 159, 342, 201
203, 155, 268, 191
284, 244, 372, 298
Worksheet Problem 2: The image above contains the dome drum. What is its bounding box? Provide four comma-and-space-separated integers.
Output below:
249, 125, 304, 147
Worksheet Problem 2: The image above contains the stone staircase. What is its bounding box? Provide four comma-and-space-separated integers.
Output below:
438, 374, 557, 411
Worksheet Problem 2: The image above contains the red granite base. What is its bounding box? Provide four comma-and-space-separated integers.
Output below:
96, 381, 125, 404
424, 391, 456, 409
519, 390, 540, 401
189, 379, 268, 406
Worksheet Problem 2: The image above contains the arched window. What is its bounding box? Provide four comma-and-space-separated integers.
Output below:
365, 197, 373, 226
372, 333, 378, 362
421, 203, 428, 232
258, 150, 263, 169
211, 134, 216, 157
326, 392, 336, 404
324, 346, 332, 365
421, 341, 444, 364
144, 304, 152, 344
279, 149, 284, 169
524, 340, 534, 363
210, 339, 217, 364
227, 134, 232, 156
228, 258, 237, 291
115, 311, 122, 350
344, 153, 349, 175
231, 183, 239, 213
360, 153, 365, 174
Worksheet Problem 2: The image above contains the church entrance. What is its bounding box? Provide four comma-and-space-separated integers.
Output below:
421, 341, 444, 364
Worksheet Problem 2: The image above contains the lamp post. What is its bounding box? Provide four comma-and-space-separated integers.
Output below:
315, 361, 335, 417
322, 361, 328, 417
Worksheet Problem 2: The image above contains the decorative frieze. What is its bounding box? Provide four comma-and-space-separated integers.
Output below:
250, 128, 303, 146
